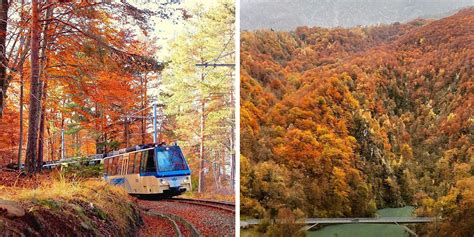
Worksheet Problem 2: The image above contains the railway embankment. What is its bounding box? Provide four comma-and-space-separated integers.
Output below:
0, 170, 142, 236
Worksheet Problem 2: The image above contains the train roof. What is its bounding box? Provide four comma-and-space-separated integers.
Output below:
104, 142, 179, 158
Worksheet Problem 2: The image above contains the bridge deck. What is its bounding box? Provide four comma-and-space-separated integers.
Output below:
241, 217, 436, 227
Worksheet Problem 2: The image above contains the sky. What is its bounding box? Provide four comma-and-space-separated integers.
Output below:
132, 0, 220, 61
241, 0, 474, 30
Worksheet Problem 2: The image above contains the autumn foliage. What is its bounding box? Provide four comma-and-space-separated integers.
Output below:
0, 1, 164, 166
241, 8, 473, 235
0, 0, 235, 197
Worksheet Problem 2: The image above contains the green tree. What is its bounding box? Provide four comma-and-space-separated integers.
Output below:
160, 0, 235, 193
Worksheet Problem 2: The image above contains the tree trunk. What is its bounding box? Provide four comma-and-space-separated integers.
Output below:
141, 74, 148, 144
94, 103, 105, 154
37, 2, 53, 168
74, 132, 79, 156
230, 80, 235, 190
47, 124, 54, 160
104, 132, 107, 153
17, 0, 27, 169
38, 95, 46, 167
25, 0, 41, 174
17, 62, 24, 169
0, 0, 9, 119
212, 161, 220, 190
124, 116, 129, 147
198, 98, 206, 193
59, 112, 65, 159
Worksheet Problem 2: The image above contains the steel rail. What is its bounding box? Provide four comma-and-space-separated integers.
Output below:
146, 210, 183, 237
166, 198, 235, 213
147, 210, 201, 237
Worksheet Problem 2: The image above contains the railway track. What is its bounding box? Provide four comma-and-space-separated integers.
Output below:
146, 210, 201, 237
139, 198, 235, 236
165, 198, 235, 213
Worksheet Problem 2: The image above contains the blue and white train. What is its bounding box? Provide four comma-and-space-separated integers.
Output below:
102, 143, 192, 196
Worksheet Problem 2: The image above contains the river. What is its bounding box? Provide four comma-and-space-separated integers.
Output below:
306, 206, 415, 237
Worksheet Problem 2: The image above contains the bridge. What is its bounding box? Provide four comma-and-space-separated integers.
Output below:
241, 217, 437, 228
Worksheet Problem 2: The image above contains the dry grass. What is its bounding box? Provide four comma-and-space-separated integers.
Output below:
2, 174, 80, 200
2, 177, 81, 201
0, 174, 139, 233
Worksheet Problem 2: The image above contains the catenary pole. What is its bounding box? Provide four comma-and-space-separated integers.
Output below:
153, 102, 157, 143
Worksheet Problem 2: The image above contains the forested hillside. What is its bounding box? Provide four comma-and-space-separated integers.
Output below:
0, 0, 235, 195
241, 8, 473, 236
0, 1, 164, 168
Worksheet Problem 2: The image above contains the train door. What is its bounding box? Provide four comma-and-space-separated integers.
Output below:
120, 154, 129, 175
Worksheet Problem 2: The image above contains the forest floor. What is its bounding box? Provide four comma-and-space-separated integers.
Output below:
0, 169, 45, 188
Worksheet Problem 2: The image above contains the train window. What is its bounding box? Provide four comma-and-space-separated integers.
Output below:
104, 159, 112, 175
140, 151, 147, 172
119, 156, 124, 175
104, 159, 108, 173
109, 158, 114, 175
140, 150, 156, 172
156, 149, 188, 172
134, 152, 142, 173
146, 149, 157, 172
107, 158, 111, 175
119, 155, 125, 175
112, 157, 118, 175
128, 153, 135, 174
104, 159, 109, 174
119, 154, 128, 175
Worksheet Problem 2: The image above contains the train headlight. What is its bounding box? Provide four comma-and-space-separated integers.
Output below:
160, 179, 166, 185
185, 177, 189, 182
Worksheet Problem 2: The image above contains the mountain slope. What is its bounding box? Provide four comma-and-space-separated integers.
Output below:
241, 7, 473, 236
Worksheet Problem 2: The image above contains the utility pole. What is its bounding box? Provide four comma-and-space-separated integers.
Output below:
153, 102, 157, 143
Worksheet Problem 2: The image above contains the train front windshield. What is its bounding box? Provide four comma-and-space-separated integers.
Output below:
156, 148, 188, 172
